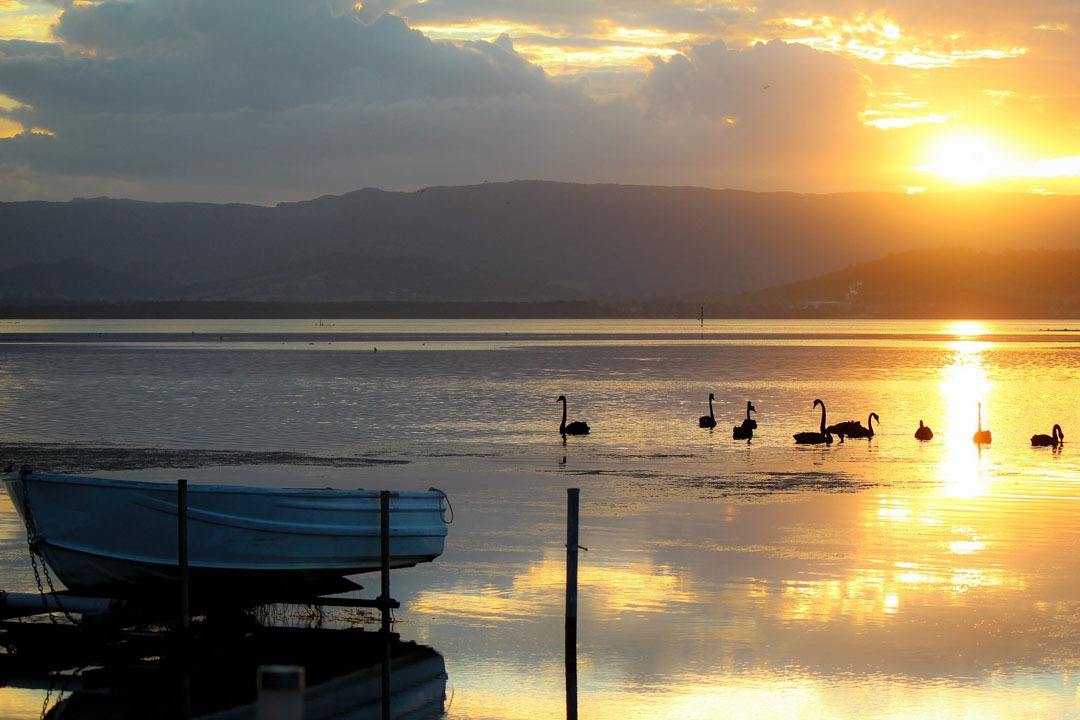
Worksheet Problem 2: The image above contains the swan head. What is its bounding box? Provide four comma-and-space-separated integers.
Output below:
748, 402, 756, 414
709, 392, 715, 399
813, 398, 824, 409
870, 412, 880, 423
557, 395, 566, 403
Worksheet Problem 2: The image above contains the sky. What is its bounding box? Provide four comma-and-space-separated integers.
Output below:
0, 0, 1077, 203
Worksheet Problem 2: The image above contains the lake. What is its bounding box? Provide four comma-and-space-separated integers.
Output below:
2, 318, 1080, 718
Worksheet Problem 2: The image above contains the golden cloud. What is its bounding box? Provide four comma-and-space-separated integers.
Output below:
768, 13, 1028, 68
0, 0, 62, 41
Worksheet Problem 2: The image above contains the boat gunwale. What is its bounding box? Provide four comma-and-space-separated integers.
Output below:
2, 471, 443, 499
37, 537, 440, 572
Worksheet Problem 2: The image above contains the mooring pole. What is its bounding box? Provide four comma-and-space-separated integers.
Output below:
181, 673, 192, 720
381, 632, 392, 720
565, 488, 579, 629
177, 479, 190, 635
379, 490, 391, 634
379, 490, 392, 720
565, 487, 580, 720
565, 629, 578, 720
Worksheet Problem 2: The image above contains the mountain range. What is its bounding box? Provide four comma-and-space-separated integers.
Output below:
2, 181, 1078, 307
730, 247, 1080, 317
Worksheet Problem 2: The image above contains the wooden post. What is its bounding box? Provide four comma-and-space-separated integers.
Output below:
177, 479, 190, 634
380, 490, 392, 720
565, 629, 578, 720
565, 487, 580, 720
381, 634, 392, 720
181, 673, 191, 720
379, 490, 391, 634
565, 488, 579, 629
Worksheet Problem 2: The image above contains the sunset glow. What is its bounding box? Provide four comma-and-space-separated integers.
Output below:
3, 2, 1080, 720
0, 0, 1076, 200
919, 134, 1014, 184
915, 134, 1080, 188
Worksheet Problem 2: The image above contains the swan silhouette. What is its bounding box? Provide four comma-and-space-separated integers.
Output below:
914, 420, 934, 441
972, 403, 992, 445
699, 393, 717, 429
733, 401, 757, 440
828, 412, 878, 441
794, 399, 833, 445
1031, 424, 1063, 447
558, 395, 590, 436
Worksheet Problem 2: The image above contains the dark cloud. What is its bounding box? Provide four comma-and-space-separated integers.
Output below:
0, 39, 63, 58
4, 2, 557, 116
0, 0, 873, 201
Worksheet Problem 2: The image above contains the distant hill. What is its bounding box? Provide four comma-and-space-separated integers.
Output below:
0, 258, 160, 302
1, 182, 1078, 305
176, 252, 565, 302
730, 248, 1080, 318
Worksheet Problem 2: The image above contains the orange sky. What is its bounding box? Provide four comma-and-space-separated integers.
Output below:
403, 0, 1079, 193
0, 0, 1076, 201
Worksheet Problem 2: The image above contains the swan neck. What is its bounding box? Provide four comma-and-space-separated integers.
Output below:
560, 398, 567, 432
819, 402, 826, 434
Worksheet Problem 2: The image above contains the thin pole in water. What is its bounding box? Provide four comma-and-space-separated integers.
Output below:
380, 490, 392, 720
565, 488, 579, 629
380, 490, 391, 634
565, 628, 578, 720
565, 488, 580, 720
177, 479, 189, 635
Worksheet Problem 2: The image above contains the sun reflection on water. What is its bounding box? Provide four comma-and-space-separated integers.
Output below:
411, 551, 697, 624
946, 320, 989, 339
938, 337, 993, 498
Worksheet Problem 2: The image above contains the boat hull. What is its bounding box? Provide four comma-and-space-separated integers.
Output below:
3, 471, 448, 598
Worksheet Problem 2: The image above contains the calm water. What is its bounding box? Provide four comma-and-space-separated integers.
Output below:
2, 318, 1080, 718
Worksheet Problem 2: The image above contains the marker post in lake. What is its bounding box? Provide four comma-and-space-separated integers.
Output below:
566, 487, 580, 629
565, 487, 581, 720
380, 490, 392, 720
177, 479, 190, 636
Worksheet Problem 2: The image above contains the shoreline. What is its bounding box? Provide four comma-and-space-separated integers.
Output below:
3, 301, 1080, 321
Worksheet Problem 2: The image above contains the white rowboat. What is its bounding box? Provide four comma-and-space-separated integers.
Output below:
2, 468, 449, 598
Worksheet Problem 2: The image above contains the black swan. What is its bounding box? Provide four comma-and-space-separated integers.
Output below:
558, 395, 590, 436
914, 420, 934, 441
732, 401, 757, 440
1031, 424, 1064, 447
699, 393, 717, 429
828, 412, 879, 441
972, 403, 992, 445
794, 399, 833, 445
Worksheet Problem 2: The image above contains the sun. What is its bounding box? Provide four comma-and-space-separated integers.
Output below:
917, 132, 1012, 184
